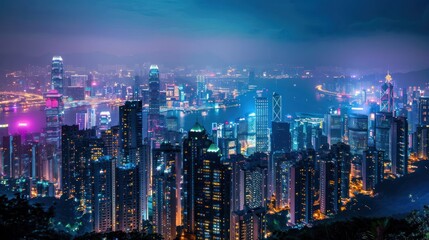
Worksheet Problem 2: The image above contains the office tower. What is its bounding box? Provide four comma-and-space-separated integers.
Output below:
196, 75, 207, 105
61, 125, 101, 203
390, 116, 408, 176
347, 114, 368, 155
416, 126, 429, 160
380, 72, 394, 113
230, 208, 266, 240
419, 96, 429, 126
139, 143, 151, 222
101, 125, 119, 158
44, 90, 63, 184
148, 65, 160, 138
152, 143, 181, 240
273, 152, 293, 209
319, 152, 341, 216
119, 101, 143, 165
271, 122, 291, 153
362, 147, 384, 191
331, 142, 351, 199
272, 92, 282, 122
116, 163, 141, 232
133, 75, 141, 100
246, 113, 257, 155
216, 121, 240, 160
195, 144, 231, 239
2, 135, 22, 178
244, 163, 268, 209
325, 113, 343, 145
289, 152, 315, 225
375, 112, 393, 173
92, 156, 116, 232
255, 96, 269, 153
51, 56, 64, 94
76, 111, 89, 130
182, 122, 212, 235
230, 154, 246, 212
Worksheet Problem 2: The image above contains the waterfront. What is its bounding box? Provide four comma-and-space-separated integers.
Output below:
0, 78, 338, 134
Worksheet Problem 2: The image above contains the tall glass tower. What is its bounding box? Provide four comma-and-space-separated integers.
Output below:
255, 96, 268, 153
148, 65, 160, 138
51, 56, 64, 94
272, 92, 282, 122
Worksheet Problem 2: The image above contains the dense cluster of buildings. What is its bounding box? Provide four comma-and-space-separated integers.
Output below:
1, 57, 429, 239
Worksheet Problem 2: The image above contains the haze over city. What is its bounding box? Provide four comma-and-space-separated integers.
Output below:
0, 1, 429, 240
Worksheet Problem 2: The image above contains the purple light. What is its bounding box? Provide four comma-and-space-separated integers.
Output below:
18, 122, 28, 127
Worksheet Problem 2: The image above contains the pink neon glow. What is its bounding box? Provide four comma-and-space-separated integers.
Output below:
92, 82, 97, 86
18, 122, 28, 127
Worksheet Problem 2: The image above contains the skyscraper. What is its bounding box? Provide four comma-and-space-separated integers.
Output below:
116, 163, 141, 232
2, 135, 21, 178
92, 156, 116, 232
152, 143, 181, 240
390, 116, 408, 176
380, 72, 394, 113
44, 89, 63, 185
419, 96, 429, 126
325, 113, 343, 146
331, 142, 351, 199
255, 96, 268, 153
195, 144, 231, 239
319, 152, 341, 216
148, 65, 160, 138
362, 147, 384, 191
182, 122, 212, 235
347, 114, 368, 156
375, 112, 393, 173
271, 122, 291, 153
119, 101, 143, 165
289, 151, 315, 225
51, 56, 64, 94
272, 92, 282, 122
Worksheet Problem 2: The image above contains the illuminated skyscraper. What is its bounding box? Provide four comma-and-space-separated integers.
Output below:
61, 125, 103, 205
119, 101, 143, 165
92, 156, 116, 232
416, 126, 429, 160
380, 72, 394, 113
51, 56, 64, 94
255, 96, 268, 153
325, 113, 343, 145
152, 143, 181, 240
230, 207, 266, 240
272, 92, 282, 122
331, 142, 351, 199
195, 144, 231, 239
182, 122, 211, 235
196, 75, 207, 105
273, 152, 293, 209
319, 152, 341, 216
148, 65, 160, 138
419, 96, 429, 126
289, 151, 315, 225
375, 112, 393, 173
116, 163, 141, 232
390, 116, 408, 176
362, 147, 384, 191
2, 135, 21, 178
44, 89, 63, 185
347, 114, 368, 155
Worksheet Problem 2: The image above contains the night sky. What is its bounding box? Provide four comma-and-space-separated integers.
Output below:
1, 0, 429, 70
